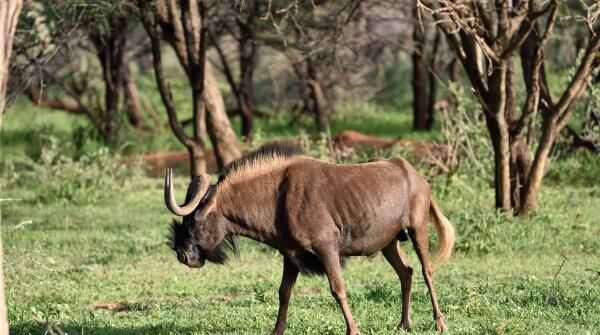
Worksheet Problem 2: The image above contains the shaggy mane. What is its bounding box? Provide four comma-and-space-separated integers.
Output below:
218, 142, 306, 184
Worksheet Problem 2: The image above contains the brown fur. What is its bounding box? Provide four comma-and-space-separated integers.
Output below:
166, 143, 455, 334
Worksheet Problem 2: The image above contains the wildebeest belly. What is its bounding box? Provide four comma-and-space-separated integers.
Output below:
339, 217, 405, 256
334, 195, 408, 256
286, 250, 347, 276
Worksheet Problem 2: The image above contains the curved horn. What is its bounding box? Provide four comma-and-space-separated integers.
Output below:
164, 168, 211, 216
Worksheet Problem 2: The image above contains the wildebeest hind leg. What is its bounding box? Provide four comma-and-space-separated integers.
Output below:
271, 257, 299, 335
317, 247, 359, 335
381, 241, 413, 330
408, 219, 447, 332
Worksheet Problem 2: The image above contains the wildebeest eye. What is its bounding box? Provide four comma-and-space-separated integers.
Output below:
177, 251, 187, 264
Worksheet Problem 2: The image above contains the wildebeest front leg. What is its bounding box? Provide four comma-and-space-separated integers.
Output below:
317, 248, 359, 335
271, 257, 299, 335
381, 241, 413, 330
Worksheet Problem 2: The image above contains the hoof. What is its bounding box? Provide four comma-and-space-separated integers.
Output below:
397, 319, 411, 331
435, 315, 447, 332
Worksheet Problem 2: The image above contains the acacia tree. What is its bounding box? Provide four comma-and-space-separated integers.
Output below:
422, 0, 600, 214
261, 1, 367, 132
139, 0, 241, 176
1, 1, 24, 333
411, 2, 446, 131
210, 0, 263, 141
19, 3, 154, 140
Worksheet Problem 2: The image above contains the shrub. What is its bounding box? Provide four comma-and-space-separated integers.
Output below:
6, 135, 142, 205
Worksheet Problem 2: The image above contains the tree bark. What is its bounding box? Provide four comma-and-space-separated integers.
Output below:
0, 2, 24, 334
123, 66, 150, 130
412, 3, 430, 131
204, 63, 241, 168
90, 17, 128, 142
238, 12, 258, 141
153, 0, 240, 173
306, 59, 328, 132
485, 63, 512, 211
425, 29, 442, 129
139, 0, 208, 178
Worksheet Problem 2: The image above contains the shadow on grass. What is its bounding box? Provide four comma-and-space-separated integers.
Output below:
12, 321, 210, 335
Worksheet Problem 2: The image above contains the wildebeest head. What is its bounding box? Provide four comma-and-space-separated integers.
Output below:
164, 169, 238, 268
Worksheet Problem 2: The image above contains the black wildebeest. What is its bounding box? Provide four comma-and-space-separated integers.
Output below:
165, 143, 455, 334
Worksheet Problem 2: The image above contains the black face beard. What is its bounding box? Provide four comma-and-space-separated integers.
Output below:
204, 235, 240, 264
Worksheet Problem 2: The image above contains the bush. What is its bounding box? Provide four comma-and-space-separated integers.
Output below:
6, 135, 142, 205
438, 83, 494, 181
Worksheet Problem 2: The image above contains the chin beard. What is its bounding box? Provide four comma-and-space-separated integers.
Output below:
205, 235, 240, 264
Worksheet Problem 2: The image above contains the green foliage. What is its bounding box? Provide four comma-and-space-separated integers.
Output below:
5, 135, 141, 205
545, 150, 600, 187
438, 83, 493, 180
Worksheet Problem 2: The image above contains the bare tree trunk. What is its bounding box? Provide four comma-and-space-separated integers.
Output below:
151, 0, 240, 174
485, 63, 512, 211
123, 66, 150, 130
306, 59, 328, 132
412, 3, 429, 131
449, 57, 460, 83
0, 2, 24, 333
204, 63, 241, 168
90, 17, 128, 142
140, 0, 208, 178
519, 118, 556, 214
425, 29, 442, 129
238, 15, 258, 142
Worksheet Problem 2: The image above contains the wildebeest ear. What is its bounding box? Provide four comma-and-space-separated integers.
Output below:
194, 195, 217, 221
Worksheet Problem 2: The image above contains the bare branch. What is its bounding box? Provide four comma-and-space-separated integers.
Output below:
138, 0, 193, 148
512, 0, 559, 139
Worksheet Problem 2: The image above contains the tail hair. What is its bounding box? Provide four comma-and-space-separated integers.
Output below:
430, 199, 455, 268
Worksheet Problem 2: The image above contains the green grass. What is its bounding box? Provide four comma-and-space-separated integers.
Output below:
0, 93, 428, 162
2, 153, 599, 334
2, 96, 599, 334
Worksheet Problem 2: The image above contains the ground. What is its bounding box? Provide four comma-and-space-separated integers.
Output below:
1, 104, 599, 335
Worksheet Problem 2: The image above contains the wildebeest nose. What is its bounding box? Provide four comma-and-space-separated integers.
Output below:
177, 252, 187, 264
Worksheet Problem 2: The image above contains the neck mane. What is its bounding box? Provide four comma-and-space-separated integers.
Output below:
215, 142, 305, 245
217, 142, 306, 187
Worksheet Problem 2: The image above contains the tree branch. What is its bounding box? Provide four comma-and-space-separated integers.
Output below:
138, 0, 193, 148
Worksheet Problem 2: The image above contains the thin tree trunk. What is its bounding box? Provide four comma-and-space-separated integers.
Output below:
188, 144, 207, 177
0, 2, 24, 334
412, 2, 429, 131
123, 66, 149, 130
485, 63, 512, 211
307, 78, 328, 132
425, 29, 442, 129
505, 57, 521, 207
519, 118, 557, 214
91, 17, 128, 142
306, 59, 328, 132
238, 16, 258, 141
449, 57, 460, 83
204, 63, 241, 168
140, 95, 161, 128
